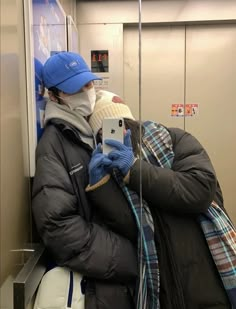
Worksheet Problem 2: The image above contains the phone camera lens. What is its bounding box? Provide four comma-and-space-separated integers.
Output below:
119, 120, 122, 127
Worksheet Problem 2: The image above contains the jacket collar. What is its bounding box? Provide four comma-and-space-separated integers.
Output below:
48, 118, 93, 152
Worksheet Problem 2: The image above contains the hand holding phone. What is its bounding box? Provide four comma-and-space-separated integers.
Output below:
102, 118, 124, 154
105, 129, 135, 176
88, 144, 112, 185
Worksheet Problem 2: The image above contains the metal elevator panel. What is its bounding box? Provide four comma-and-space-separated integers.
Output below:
123, 23, 236, 223
185, 24, 236, 223
124, 25, 185, 128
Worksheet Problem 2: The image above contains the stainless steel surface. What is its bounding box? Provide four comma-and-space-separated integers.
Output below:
0, 0, 77, 308
13, 244, 46, 309
0, 0, 31, 292
137, 1, 143, 307
124, 23, 236, 223
124, 25, 185, 128
76, 0, 236, 25
185, 24, 236, 223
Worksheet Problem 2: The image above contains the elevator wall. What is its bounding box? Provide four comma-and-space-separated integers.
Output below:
123, 24, 236, 223
0, 1, 235, 308
77, 0, 236, 223
0, 1, 77, 308
0, 0, 31, 300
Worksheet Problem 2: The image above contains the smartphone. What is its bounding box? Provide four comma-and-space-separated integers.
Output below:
102, 118, 124, 154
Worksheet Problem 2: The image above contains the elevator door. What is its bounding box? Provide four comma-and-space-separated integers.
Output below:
124, 25, 185, 129
185, 24, 236, 222
124, 24, 236, 223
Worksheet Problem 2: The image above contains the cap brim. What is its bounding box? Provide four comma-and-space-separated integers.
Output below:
56, 72, 102, 94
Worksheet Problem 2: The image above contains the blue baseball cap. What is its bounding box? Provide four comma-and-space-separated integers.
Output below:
42, 52, 101, 94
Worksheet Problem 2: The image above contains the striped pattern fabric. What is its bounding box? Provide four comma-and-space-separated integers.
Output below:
141, 121, 236, 308
198, 201, 236, 306
141, 121, 175, 169
114, 171, 160, 309
113, 121, 175, 309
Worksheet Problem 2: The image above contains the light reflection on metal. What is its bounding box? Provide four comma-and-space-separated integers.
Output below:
138, 0, 143, 307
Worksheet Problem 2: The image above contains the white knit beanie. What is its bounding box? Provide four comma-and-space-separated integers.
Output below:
89, 90, 135, 135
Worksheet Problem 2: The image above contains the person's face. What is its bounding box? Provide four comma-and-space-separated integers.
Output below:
58, 81, 94, 99
56, 81, 96, 116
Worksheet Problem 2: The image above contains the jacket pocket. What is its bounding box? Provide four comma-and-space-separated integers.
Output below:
96, 282, 134, 309
85, 280, 135, 309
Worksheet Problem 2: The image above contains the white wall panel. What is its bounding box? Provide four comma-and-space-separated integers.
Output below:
124, 25, 185, 128
78, 24, 124, 96
123, 23, 236, 223
185, 24, 236, 222
77, 0, 236, 25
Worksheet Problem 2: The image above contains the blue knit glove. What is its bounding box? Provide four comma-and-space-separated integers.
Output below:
89, 144, 112, 185
105, 129, 135, 176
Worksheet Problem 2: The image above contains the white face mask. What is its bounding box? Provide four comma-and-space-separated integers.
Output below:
62, 87, 96, 116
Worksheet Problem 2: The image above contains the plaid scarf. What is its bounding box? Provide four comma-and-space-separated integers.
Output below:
116, 120, 236, 308
198, 201, 236, 306
142, 120, 236, 307
113, 171, 160, 309
114, 121, 175, 309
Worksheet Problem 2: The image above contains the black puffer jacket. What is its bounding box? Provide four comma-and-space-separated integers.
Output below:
87, 127, 231, 309
32, 119, 137, 309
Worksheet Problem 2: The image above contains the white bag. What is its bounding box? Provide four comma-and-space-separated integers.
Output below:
33, 267, 85, 309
